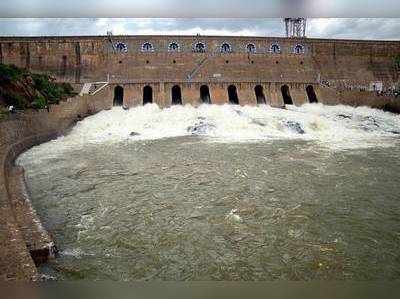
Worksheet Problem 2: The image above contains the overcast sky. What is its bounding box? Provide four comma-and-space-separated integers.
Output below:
0, 18, 400, 40
1, 1, 400, 18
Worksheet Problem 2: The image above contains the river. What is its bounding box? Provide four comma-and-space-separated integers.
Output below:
17, 103, 400, 280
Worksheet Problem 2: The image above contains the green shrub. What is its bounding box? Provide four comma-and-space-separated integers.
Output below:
32, 74, 59, 98
60, 82, 75, 95
31, 74, 75, 102
0, 64, 25, 81
13, 95, 27, 109
0, 89, 28, 109
32, 95, 47, 110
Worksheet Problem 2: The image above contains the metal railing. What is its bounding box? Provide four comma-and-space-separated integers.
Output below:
187, 56, 209, 82
79, 74, 110, 96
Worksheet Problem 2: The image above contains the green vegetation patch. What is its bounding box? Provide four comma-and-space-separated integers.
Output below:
0, 63, 77, 111
0, 63, 26, 81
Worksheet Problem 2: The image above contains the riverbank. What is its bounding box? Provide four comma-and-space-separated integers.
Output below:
0, 93, 110, 281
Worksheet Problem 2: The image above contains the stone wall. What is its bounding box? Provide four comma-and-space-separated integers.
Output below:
118, 81, 321, 107
1, 35, 398, 89
0, 91, 110, 281
1, 35, 398, 108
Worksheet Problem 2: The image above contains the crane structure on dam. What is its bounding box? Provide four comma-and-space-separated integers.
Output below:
284, 18, 307, 38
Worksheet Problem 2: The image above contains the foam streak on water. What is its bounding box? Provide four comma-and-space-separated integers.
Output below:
21, 103, 400, 156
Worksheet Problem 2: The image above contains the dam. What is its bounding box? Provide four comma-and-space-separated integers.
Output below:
1, 34, 400, 281
1, 35, 399, 108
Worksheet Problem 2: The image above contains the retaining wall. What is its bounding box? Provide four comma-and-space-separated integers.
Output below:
0, 92, 111, 281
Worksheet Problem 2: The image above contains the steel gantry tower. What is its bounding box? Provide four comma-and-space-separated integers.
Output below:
284, 18, 307, 38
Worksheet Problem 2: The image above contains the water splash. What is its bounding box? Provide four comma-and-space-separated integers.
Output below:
19, 103, 400, 157
225, 209, 243, 223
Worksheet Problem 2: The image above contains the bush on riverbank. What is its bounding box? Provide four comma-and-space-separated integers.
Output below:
0, 64, 77, 110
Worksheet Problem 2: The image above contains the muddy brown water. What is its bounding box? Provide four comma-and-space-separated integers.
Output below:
19, 137, 400, 280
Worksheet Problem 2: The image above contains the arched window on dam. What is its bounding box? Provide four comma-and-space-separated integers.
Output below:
142, 42, 154, 52
143, 86, 153, 105
306, 85, 318, 103
220, 43, 232, 53
270, 43, 281, 54
246, 43, 256, 54
254, 85, 266, 104
281, 85, 293, 105
200, 85, 211, 104
294, 44, 305, 54
193, 42, 206, 53
228, 85, 239, 105
171, 85, 183, 105
168, 42, 180, 52
115, 42, 128, 53
113, 85, 124, 106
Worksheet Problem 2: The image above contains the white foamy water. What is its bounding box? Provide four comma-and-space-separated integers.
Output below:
19, 103, 400, 158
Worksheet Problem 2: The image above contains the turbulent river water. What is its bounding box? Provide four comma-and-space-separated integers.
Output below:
18, 103, 400, 280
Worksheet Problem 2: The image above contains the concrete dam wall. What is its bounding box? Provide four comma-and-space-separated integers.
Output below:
1, 35, 399, 107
